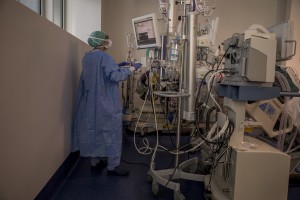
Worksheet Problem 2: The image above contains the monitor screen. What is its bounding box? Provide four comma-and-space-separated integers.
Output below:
132, 13, 161, 49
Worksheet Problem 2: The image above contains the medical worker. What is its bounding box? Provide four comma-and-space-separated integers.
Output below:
72, 31, 142, 176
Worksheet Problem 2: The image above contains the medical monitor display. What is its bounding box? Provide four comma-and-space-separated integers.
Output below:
268, 20, 296, 61
132, 13, 161, 49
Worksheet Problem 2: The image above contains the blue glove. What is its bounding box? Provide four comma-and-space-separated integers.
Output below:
118, 62, 129, 67
133, 63, 142, 70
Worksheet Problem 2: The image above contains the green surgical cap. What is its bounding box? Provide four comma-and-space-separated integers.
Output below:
87, 31, 108, 47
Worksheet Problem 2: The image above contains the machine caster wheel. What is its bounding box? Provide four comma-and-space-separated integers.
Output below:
152, 182, 159, 196
174, 191, 186, 200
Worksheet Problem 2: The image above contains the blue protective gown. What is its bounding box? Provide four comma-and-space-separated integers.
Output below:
72, 49, 131, 159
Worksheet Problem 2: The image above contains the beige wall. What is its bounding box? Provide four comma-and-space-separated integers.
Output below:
102, 0, 162, 62
102, 0, 290, 63
0, 1, 89, 199
205, 0, 287, 44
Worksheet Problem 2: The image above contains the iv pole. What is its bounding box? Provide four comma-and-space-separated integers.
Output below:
148, 1, 204, 200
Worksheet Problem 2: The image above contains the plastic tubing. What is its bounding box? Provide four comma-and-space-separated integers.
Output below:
286, 124, 300, 154
276, 72, 291, 151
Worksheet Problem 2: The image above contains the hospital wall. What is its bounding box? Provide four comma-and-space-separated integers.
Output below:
0, 1, 89, 199
102, 0, 299, 71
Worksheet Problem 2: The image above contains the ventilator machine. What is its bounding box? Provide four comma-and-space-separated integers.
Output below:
121, 0, 299, 199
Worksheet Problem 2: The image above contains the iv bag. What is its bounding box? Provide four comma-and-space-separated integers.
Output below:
170, 40, 180, 63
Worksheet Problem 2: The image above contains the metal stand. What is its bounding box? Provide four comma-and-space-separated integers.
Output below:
147, 91, 204, 200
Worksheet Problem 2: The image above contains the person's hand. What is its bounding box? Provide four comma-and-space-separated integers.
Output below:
118, 62, 129, 67
133, 63, 142, 70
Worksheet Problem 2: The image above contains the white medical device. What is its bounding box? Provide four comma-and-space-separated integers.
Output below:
206, 25, 290, 200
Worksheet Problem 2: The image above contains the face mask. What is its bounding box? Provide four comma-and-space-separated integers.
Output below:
105, 39, 112, 49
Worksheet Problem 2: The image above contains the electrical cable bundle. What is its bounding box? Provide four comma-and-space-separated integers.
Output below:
133, 68, 207, 157
193, 46, 235, 186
